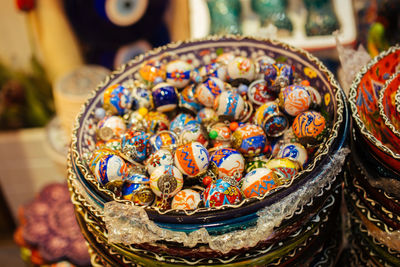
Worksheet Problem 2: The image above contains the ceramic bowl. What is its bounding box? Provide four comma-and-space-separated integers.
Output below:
349, 45, 400, 172
379, 72, 400, 140
69, 36, 348, 225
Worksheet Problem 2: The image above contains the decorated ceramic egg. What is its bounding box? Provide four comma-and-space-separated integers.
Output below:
144, 111, 170, 134
203, 179, 242, 207
88, 148, 117, 173
145, 149, 174, 175
179, 84, 203, 113
151, 82, 178, 112
121, 183, 155, 206
277, 143, 308, 167
123, 172, 149, 184
179, 123, 209, 147
274, 63, 294, 90
138, 59, 166, 83
280, 85, 312, 116
195, 77, 226, 107
174, 142, 210, 177
208, 122, 232, 148
97, 116, 126, 141
196, 108, 218, 126
214, 90, 245, 121
265, 158, 300, 183
216, 52, 235, 65
94, 154, 128, 186
247, 79, 275, 106
292, 111, 326, 145
256, 55, 276, 79
103, 84, 132, 115
198, 62, 228, 81
232, 124, 268, 157
149, 165, 183, 197
166, 60, 193, 88
149, 131, 178, 152
171, 189, 202, 210
253, 102, 289, 137
170, 113, 197, 133
227, 56, 256, 83
121, 130, 151, 162
261, 63, 278, 87
241, 168, 280, 198
129, 82, 152, 110
210, 148, 245, 181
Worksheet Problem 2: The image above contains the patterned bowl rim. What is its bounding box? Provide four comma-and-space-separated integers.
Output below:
378, 71, 400, 138
69, 35, 346, 216
348, 45, 400, 160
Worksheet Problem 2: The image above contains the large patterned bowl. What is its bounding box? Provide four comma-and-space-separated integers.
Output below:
349, 45, 400, 172
379, 72, 400, 140
69, 35, 348, 222
68, 36, 349, 265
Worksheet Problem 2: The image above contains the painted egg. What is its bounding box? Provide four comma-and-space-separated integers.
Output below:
292, 111, 326, 144
145, 149, 174, 175
274, 63, 294, 90
144, 111, 170, 134
253, 102, 288, 137
171, 189, 202, 210
265, 158, 300, 183
280, 85, 312, 116
94, 154, 128, 186
149, 131, 178, 152
123, 172, 149, 184
174, 142, 210, 177
97, 116, 126, 141
121, 183, 155, 206
121, 130, 151, 162
231, 124, 268, 157
208, 123, 232, 147
196, 108, 218, 126
179, 84, 203, 113
198, 62, 228, 81
151, 82, 178, 112
138, 59, 166, 83
247, 79, 276, 106
261, 63, 278, 87
195, 77, 226, 107
256, 55, 276, 79
170, 113, 197, 133
180, 123, 209, 147
149, 165, 183, 197
130, 83, 152, 110
227, 56, 256, 82
103, 84, 132, 115
203, 179, 242, 207
210, 148, 245, 181
88, 148, 117, 173
214, 90, 245, 121
166, 60, 193, 88
241, 168, 280, 198
216, 52, 235, 65
277, 143, 308, 167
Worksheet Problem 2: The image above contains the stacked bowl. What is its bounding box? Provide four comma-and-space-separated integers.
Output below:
67, 36, 349, 266
346, 45, 400, 266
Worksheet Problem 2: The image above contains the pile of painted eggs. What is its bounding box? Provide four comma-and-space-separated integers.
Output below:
85, 53, 327, 211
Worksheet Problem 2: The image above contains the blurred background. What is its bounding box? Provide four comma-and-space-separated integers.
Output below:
0, 0, 398, 266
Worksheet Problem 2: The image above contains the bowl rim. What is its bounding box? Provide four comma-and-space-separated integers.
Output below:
378, 71, 400, 139
348, 44, 400, 160
69, 35, 345, 216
